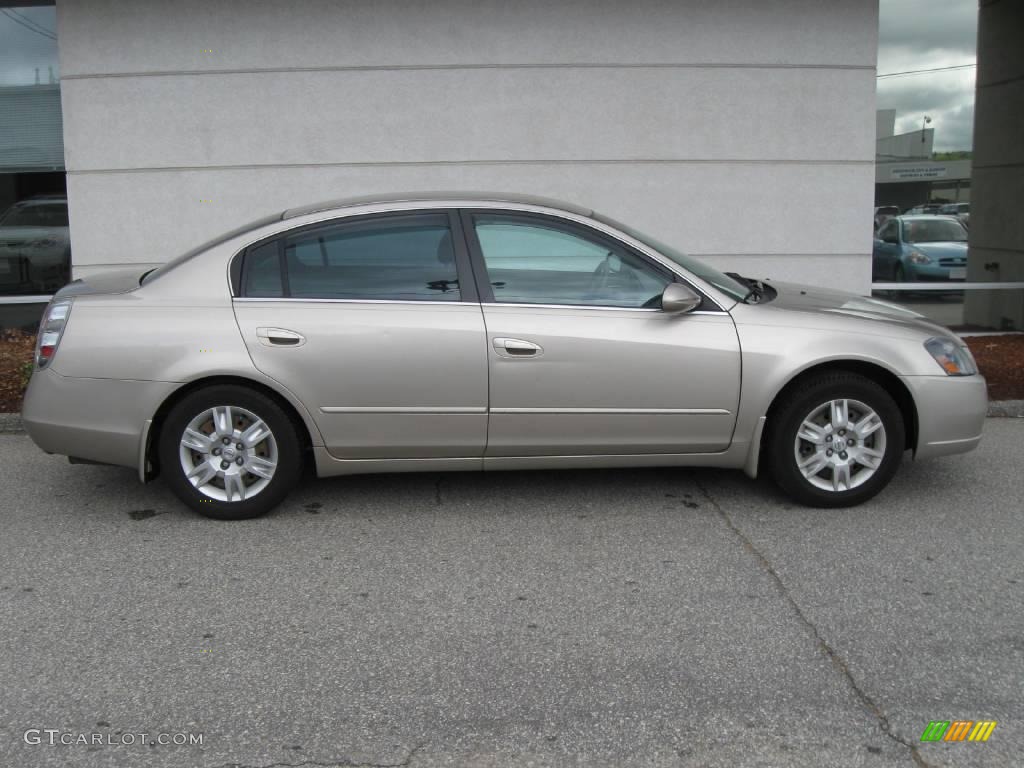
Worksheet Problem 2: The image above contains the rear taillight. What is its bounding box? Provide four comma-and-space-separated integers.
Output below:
35, 299, 73, 369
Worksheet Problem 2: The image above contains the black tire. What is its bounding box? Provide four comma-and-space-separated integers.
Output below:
767, 373, 905, 508
158, 385, 303, 520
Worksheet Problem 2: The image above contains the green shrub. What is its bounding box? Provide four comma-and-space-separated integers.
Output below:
19, 360, 34, 389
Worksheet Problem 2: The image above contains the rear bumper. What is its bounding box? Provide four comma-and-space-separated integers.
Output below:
902, 373, 987, 459
22, 368, 177, 469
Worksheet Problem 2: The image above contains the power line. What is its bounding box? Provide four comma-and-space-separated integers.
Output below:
877, 63, 975, 79
0, 9, 57, 41
7, 7, 57, 39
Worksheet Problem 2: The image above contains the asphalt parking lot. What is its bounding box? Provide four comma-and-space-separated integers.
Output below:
0, 419, 1021, 768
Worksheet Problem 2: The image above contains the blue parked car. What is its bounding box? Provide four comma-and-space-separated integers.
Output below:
872, 215, 968, 282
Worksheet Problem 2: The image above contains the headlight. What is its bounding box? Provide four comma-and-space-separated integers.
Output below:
908, 250, 931, 264
924, 337, 977, 376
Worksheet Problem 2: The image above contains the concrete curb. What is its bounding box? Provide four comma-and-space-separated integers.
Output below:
986, 400, 1024, 418
0, 413, 24, 434
2, 401, 1024, 435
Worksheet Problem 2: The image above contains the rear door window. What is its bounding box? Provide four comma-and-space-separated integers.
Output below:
240, 213, 462, 301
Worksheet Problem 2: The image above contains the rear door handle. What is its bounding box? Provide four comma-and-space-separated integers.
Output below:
492, 337, 543, 358
256, 327, 306, 347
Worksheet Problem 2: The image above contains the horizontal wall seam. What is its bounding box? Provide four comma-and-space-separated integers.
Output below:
66, 158, 875, 175
59, 61, 877, 81
972, 161, 1024, 170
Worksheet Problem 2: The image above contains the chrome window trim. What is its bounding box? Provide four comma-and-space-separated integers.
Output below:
481, 302, 728, 315
232, 296, 727, 314
220, 199, 737, 312
233, 297, 474, 306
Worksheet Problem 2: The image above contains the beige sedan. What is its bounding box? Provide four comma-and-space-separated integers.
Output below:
23, 193, 987, 519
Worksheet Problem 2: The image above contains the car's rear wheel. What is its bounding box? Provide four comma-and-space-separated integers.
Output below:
768, 373, 904, 508
158, 385, 303, 519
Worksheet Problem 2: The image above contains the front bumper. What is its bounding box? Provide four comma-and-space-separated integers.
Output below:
901, 373, 987, 459
904, 263, 966, 282
22, 368, 178, 469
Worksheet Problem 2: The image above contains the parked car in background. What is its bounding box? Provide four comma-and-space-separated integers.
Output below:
23, 193, 986, 519
938, 202, 970, 228
904, 203, 942, 216
873, 205, 900, 232
0, 195, 71, 294
872, 215, 968, 282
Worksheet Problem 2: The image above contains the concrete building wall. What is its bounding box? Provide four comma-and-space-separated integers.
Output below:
876, 109, 897, 139
57, 0, 878, 290
965, 0, 1024, 330
876, 129, 933, 161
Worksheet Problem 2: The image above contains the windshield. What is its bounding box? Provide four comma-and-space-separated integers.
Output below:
593, 214, 749, 302
0, 203, 68, 228
903, 219, 967, 243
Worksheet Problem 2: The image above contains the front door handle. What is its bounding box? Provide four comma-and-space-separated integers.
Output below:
256, 327, 306, 347
492, 337, 543, 358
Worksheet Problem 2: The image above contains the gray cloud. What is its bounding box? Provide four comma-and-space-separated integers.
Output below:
877, 0, 977, 151
878, 0, 978, 56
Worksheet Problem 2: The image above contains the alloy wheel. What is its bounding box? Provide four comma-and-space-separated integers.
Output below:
792, 398, 887, 493
178, 405, 279, 502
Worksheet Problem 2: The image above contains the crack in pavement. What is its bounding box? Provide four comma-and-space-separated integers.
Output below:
694, 479, 933, 768
207, 742, 426, 768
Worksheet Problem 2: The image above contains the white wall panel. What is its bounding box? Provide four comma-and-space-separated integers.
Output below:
58, 0, 877, 75
61, 67, 875, 171
68, 162, 874, 291
57, 0, 879, 293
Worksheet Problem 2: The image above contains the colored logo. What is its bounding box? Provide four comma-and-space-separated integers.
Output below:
921, 720, 997, 742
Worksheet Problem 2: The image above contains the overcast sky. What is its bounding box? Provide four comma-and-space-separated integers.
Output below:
877, 0, 978, 152
0, 6, 58, 87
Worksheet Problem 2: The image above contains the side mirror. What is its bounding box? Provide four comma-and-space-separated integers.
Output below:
660, 282, 702, 314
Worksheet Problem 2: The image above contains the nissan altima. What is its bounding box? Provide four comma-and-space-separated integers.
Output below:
23, 193, 987, 519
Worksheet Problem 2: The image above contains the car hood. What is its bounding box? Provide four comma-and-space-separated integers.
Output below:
55, 268, 148, 297
906, 241, 967, 258
760, 280, 952, 335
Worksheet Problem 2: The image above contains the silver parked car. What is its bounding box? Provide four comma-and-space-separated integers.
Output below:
0, 195, 72, 294
23, 193, 987, 519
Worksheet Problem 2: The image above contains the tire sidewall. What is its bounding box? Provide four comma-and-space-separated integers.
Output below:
158, 385, 302, 520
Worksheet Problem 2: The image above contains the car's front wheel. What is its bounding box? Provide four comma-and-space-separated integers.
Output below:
158, 385, 303, 519
768, 373, 905, 508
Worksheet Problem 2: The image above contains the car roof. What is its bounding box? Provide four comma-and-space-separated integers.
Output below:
282, 191, 593, 220
896, 215, 962, 222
